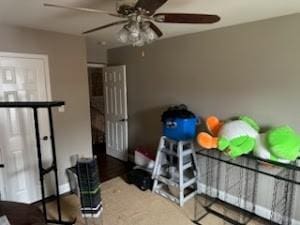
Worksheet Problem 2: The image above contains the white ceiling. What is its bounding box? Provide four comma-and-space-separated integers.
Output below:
0, 0, 300, 48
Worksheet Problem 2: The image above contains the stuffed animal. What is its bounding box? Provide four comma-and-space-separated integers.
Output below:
197, 115, 300, 163
260, 126, 300, 163
198, 116, 259, 158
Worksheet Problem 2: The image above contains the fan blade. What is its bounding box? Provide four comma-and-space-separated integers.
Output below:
44, 3, 124, 18
135, 0, 168, 15
149, 22, 163, 37
154, 13, 220, 24
82, 20, 128, 34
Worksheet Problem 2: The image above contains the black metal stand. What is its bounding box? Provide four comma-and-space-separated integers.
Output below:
195, 149, 299, 225
0, 101, 75, 225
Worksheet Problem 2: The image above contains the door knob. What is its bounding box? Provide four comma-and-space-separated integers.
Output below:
119, 118, 127, 122
0, 164, 4, 168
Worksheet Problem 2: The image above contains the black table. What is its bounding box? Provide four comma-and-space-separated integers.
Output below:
0, 101, 75, 225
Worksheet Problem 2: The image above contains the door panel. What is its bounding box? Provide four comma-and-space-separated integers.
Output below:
0, 53, 51, 203
103, 66, 128, 161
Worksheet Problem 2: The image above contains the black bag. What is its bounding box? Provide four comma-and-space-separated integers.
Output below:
127, 169, 153, 191
161, 104, 195, 122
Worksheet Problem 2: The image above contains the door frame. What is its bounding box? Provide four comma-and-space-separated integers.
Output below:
87, 62, 106, 68
0, 51, 52, 201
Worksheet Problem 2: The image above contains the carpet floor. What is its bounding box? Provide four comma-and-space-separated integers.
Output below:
45, 177, 268, 225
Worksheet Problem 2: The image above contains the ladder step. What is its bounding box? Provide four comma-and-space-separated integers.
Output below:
161, 148, 177, 157
154, 187, 180, 204
164, 137, 193, 146
155, 175, 197, 189
182, 149, 193, 156
160, 148, 194, 157
183, 177, 197, 189
183, 162, 193, 170
183, 190, 197, 204
157, 176, 179, 188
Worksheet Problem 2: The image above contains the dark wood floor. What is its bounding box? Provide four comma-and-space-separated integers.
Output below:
93, 144, 133, 182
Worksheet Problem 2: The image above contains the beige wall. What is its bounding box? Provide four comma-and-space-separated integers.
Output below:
108, 13, 300, 220
86, 37, 107, 64
0, 25, 93, 187
108, 13, 300, 151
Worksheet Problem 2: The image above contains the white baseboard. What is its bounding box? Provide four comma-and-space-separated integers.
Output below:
199, 184, 300, 225
59, 183, 71, 195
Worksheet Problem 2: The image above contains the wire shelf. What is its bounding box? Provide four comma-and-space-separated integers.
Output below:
195, 149, 299, 225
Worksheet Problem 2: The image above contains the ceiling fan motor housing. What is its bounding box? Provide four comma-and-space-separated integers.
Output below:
116, 0, 138, 15
117, 4, 135, 15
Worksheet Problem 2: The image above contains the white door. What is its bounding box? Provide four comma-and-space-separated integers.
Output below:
0, 52, 52, 203
103, 65, 128, 161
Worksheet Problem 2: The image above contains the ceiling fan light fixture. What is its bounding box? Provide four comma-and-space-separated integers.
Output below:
117, 21, 158, 46
117, 26, 130, 43
128, 33, 140, 43
126, 22, 140, 38
133, 39, 145, 47
142, 25, 157, 43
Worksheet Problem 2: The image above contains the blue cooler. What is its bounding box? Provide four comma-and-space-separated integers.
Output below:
163, 117, 197, 141
162, 104, 197, 141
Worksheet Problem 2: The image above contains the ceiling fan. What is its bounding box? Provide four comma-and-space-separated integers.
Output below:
44, 0, 221, 47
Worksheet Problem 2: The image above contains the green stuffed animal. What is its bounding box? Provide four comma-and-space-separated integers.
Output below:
197, 115, 300, 163
256, 126, 300, 163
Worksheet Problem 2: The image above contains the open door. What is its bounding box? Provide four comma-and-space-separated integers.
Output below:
103, 65, 128, 161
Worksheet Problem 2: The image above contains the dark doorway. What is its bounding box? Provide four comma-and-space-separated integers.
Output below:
88, 65, 106, 155
88, 64, 132, 181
